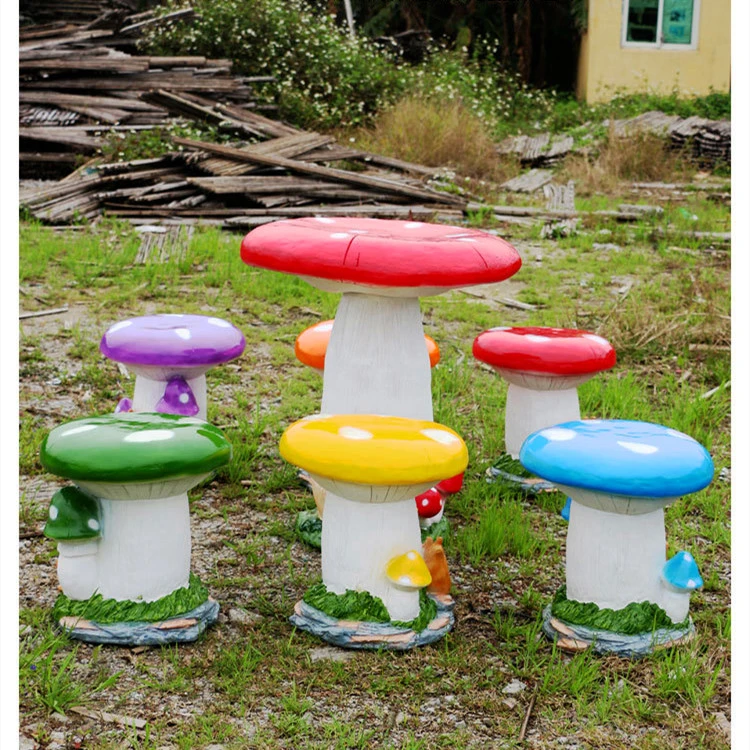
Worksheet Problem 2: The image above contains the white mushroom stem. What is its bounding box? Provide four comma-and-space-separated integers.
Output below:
77, 493, 191, 602
659, 583, 691, 623
321, 493, 423, 621
496, 370, 592, 459
321, 293, 433, 419
562, 488, 671, 612
56, 540, 99, 600
129, 365, 209, 420
316, 292, 433, 621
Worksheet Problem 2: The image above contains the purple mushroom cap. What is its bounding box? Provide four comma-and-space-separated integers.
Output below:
100, 314, 246, 368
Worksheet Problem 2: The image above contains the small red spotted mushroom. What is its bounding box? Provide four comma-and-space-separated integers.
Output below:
473, 327, 616, 458
415, 487, 445, 529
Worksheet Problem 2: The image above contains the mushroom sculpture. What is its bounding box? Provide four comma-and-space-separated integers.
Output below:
100, 314, 245, 420
293, 317, 447, 546
242, 217, 520, 561
280, 413, 468, 649
519, 419, 714, 656
40, 412, 232, 645
473, 327, 616, 460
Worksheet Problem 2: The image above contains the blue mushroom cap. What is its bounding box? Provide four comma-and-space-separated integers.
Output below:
519, 420, 714, 498
662, 551, 703, 591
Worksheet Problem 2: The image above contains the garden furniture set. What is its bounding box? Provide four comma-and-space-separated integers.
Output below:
38, 217, 713, 656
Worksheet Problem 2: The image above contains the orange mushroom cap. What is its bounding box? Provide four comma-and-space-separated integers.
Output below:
295, 320, 440, 371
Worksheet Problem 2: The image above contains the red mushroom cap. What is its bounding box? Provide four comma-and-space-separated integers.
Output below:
436, 472, 464, 494
415, 487, 445, 518
473, 327, 616, 376
295, 319, 441, 371
241, 217, 521, 292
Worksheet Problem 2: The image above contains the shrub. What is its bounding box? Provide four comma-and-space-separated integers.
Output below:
141, 0, 409, 129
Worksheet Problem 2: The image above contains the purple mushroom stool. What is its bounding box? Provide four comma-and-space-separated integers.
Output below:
101, 314, 246, 420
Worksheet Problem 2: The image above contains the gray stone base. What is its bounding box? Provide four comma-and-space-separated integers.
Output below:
290, 594, 455, 651
58, 598, 220, 646
485, 454, 557, 495
542, 605, 695, 657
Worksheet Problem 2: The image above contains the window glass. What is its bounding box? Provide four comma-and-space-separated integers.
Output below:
662, 0, 694, 44
626, 0, 659, 43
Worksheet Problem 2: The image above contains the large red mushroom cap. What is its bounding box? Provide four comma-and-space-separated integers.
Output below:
415, 487, 445, 519
241, 217, 522, 295
295, 319, 441, 371
473, 327, 616, 377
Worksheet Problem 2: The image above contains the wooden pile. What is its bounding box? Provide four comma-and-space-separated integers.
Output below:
497, 133, 575, 167
19, 8, 273, 178
20, 108, 467, 226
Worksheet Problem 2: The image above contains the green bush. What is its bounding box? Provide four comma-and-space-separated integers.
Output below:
142, 0, 409, 129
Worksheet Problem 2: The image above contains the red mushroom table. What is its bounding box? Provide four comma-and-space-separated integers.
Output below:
241, 217, 522, 620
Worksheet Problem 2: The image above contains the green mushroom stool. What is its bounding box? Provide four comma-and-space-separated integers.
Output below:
40, 412, 232, 645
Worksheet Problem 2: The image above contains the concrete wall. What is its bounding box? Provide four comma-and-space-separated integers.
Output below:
577, 0, 730, 102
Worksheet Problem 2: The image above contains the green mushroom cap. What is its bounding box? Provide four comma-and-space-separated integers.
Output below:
44, 486, 101, 541
40, 412, 232, 485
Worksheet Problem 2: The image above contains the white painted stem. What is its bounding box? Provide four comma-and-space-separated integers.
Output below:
565, 499, 666, 612
56, 540, 99, 600
94, 494, 191, 602
132, 373, 208, 420
321, 493, 423, 621
504, 382, 581, 459
318, 292, 432, 620
659, 585, 691, 623
321, 293, 432, 419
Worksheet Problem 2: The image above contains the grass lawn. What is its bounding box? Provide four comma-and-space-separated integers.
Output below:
18, 202, 730, 748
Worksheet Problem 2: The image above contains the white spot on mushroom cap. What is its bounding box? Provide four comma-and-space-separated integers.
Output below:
421, 429, 460, 445
582, 334, 610, 346
314, 217, 336, 224
330, 232, 350, 239
687, 578, 697, 588
404, 222, 423, 229
107, 320, 133, 334
88, 519, 100, 531
489, 326, 511, 332
338, 426, 373, 440
164, 313, 185, 317
525, 334, 549, 342
316, 321, 334, 332
61, 424, 98, 438
421, 498, 429, 507
539, 427, 577, 442
457, 237, 478, 243
407, 551, 418, 560
49, 506, 58, 520
617, 441, 659, 455
123, 430, 176, 443
179, 393, 190, 404
208, 317, 231, 328
175, 328, 191, 340
399, 575, 412, 586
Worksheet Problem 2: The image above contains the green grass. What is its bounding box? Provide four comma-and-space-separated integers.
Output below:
18, 216, 730, 749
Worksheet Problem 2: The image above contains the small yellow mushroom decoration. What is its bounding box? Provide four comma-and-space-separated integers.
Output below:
386, 550, 432, 591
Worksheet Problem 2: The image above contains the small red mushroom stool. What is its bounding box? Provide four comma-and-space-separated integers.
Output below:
473, 327, 616, 493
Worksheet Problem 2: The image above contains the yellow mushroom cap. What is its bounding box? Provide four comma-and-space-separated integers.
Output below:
279, 414, 468, 487
386, 550, 432, 590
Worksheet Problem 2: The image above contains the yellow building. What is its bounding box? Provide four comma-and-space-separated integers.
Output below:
577, 0, 731, 102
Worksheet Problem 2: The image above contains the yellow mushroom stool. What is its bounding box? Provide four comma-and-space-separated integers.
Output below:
281, 414, 467, 623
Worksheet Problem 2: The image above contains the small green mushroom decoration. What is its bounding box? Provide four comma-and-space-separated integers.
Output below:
44, 486, 101, 601
40, 412, 232, 644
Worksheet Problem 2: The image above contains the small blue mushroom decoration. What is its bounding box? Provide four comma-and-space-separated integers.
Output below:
519, 420, 714, 651
660, 551, 703, 623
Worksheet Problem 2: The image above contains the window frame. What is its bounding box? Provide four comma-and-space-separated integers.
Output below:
620, 0, 701, 50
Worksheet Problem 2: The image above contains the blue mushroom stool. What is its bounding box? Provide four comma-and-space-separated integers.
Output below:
520, 420, 714, 656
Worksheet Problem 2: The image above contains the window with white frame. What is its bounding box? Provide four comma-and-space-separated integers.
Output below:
623, 0, 699, 48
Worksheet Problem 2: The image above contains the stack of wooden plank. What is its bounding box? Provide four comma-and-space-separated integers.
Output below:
19, 9, 273, 177
496, 133, 575, 167
20, 120, 467, 226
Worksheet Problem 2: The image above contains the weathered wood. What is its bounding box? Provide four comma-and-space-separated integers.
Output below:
172, 137, 466, 206
19, 91, 163, 112
20, 57, 150, 73
20, 127, 103, 151
501, 169, 554, 193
